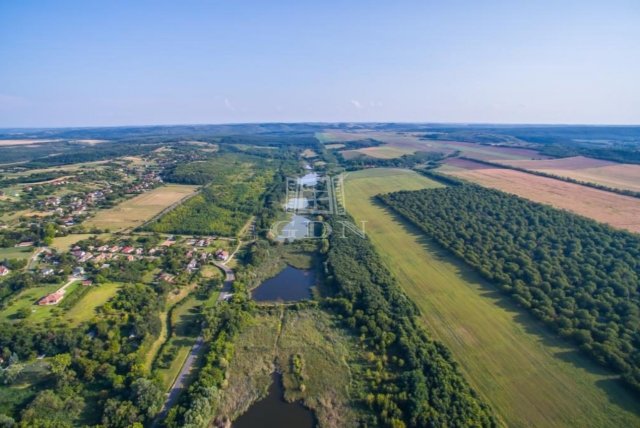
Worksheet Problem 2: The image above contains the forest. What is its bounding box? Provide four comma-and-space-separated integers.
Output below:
379, 185, 640, 391
324, 217, 496, 427
0, 282, 166, 427
147, 156, 275, 236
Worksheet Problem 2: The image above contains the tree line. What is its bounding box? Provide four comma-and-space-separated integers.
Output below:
379, 185, 640, 392
457, 156, 640, 199
323, 217, 496, 427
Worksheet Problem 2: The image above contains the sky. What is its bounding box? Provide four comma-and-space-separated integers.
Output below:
1, 0, 639, 127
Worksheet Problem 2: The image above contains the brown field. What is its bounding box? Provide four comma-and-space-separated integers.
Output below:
84, 184, 199, 231
498, 156, 640, 192
337, 131, 548, 161
439, 159, 640, 233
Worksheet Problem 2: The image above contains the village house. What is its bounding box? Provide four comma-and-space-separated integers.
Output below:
73, 266, 85, 276
186, 258, 198, 272
40, 267, 54, 276
215, 249, 229, 261
39, 291, 64, 305
0, 265, 10, 276
121, 246, 135, 254
158, 272, 175, 283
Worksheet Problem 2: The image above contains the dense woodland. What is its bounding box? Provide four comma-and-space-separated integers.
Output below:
324, 217, 496, 427
0, 282, 166, 427
380, 185, 640, 391
147, 155, 275, 236
341, 151, 452, 171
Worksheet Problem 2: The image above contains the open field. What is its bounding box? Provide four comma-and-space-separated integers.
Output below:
154, 286, 219, 389
315, 131, 374, 143
51, 233, 102, 251
218, 308, 358, 427
84, 184, 198, 232
439, 158, 640, 233
0, 139, 60, 146
497, 155, 640, 192
0, 246, 33, 260
337, 131, 548, 161
64, 282, 121, 326
345, 168, 640, 428
0, 281, 86, 325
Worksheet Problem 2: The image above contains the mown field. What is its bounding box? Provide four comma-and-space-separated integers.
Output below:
0, 282, 121, 326
0, 246, 33, 260
84, 183, 198, 232
498, 155, 640, 192
439, 158, 640, 233
344, 168, 640, 428
217, 308, 360, 428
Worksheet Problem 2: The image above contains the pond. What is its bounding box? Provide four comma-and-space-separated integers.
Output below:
297, 173, 319, 187
276, 214, 312, 241
233, 372, 314, 428
252, 265, 314, 302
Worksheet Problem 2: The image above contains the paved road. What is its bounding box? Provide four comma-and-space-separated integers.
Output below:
154, 336, 205, 425
154, 260, 235, 426
213, 260, 235, 299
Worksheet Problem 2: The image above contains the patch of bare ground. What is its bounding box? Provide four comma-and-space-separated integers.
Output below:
439, 160, 640, 233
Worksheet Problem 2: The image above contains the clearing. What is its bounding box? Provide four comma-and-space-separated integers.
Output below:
64, 282, 121, 326
439, 158, 640, 233
345, 167, 640, 428
497, 155, 640, 193
84, 184, 198, 232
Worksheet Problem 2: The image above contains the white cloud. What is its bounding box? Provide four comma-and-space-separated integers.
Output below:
350, 99, 363, 109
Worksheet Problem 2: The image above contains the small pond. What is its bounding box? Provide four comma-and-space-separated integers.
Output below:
252, 265, 314, 302
276, 214, 312, 241
233, 372, 314, 428
297, 173, 319, 187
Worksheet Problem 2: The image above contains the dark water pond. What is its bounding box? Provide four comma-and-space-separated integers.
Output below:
233, 372, 314, 428
251, 266, 314, 302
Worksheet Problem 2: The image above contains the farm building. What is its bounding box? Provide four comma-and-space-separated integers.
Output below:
0, 265, 10, 276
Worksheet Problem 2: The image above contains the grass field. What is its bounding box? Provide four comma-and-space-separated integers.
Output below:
84, 184, 198, 232
345, 168, 640, 428
498, 155, 640, 193
51, 233, 102, 251
439, 159, 640, 233
0, 281, 120, 326
0, 246, 33, 260
64, 282, 121, 326
218, 308, 358, 427
155, 287, 218, 389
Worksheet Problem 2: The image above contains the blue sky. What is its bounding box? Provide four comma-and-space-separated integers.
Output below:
1, 0, 639, 127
